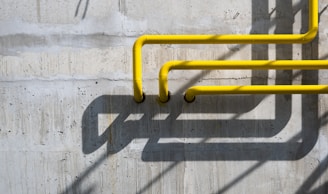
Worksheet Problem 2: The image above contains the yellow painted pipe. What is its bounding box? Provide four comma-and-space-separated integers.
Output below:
133, 0, 318, 102
158, 60, 328, 102
184, 85, 328, 102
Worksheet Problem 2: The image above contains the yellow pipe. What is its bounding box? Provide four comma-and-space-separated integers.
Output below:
158, 60, 328, 102
184, 85, 328, 102
133, 0, 318, 102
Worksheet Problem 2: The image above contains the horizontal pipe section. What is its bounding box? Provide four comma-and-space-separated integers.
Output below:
184, 85, 328, 102
133, 0, 318, 103
159, 60, 328, 103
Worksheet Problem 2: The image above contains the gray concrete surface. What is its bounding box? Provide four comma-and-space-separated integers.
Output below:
1, 0, 328, 193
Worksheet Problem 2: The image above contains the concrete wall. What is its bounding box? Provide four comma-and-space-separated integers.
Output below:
1, 0, 328, 193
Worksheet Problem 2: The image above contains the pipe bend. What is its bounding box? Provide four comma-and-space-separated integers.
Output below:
158, 61, 176, 103
133, 35, 148, 50
133, 35, 149, 103
158, 61, 173, 81
302, 27, 318, 43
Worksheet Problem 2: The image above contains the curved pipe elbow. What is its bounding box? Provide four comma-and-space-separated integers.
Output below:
133, 35, 148, 50
302, 27, 318, 43
133, 35, 148, 103
158, 61, 175, 103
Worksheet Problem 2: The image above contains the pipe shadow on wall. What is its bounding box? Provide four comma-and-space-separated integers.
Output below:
61, 0, 323, 193
81, 91, 318, 161
81, 0, 319, 162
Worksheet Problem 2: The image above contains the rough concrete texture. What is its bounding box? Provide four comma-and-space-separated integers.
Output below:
1, 0, 328, 193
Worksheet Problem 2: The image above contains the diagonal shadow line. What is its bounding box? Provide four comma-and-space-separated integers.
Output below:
306, 182, 328, 194
75, 0, 83, 17
82, 0, 90, 19
295, 154, 328, 194
60, 152, 110, 194
319, 5, 328, 22
75, 0, 90, 19
215, 162, 266, 194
